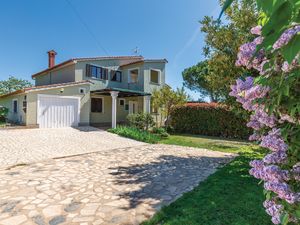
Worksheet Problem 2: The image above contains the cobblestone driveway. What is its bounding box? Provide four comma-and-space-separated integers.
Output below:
0, 142, 235, 225
0, 127, 145, 168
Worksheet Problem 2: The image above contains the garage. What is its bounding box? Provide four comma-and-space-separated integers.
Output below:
37, 94, 80, 128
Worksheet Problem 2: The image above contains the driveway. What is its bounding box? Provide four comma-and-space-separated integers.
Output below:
0, 127, 145, 168
0, 128, 235, 225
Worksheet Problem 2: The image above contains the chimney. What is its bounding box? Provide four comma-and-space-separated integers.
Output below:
47, 50, 57, 68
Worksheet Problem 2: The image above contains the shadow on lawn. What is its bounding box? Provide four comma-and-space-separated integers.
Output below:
109, 154, 234, 210
141, 149, 273, 225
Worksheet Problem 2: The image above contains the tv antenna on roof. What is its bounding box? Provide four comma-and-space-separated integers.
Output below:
132, 47, 140, 55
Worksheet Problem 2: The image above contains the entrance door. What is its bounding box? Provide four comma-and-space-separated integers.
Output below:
129, 101, 138, 114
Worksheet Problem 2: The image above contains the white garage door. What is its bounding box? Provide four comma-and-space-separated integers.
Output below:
38, 95, 80, 128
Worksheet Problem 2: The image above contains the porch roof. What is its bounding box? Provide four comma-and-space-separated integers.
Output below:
91, 88, 151, 97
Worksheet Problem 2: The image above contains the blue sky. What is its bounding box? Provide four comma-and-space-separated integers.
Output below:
0, 0, 220, 100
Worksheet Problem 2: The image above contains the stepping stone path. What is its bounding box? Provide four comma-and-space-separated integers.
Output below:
0, 144, 235, 224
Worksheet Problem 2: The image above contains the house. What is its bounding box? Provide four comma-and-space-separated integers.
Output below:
0, 50, 167, 128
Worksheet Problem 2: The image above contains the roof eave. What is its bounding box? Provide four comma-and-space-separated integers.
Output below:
31, 59, 76, 79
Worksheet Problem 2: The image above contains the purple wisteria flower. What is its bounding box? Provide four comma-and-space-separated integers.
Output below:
263, 151, 288, 164
250, 163, 289, 182
251, 25, 262, 36
247, 107, 276, 130
230, 77, 270, 112
279, 114, 296, 124
260, 128, 288, 152
249, 133, 261, 141
292, 163, 300, 181
273, 26, 300, 49
263, 200, 283, 224
264, 182, 300, 204
236, 38, 265, 72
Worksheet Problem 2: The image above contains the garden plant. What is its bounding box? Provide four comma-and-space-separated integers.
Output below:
222, 0, 300, 224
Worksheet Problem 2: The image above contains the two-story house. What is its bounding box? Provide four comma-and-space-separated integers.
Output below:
0, 50, 167, 128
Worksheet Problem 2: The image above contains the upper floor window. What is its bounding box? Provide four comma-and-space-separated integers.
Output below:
150, 69, 160, 84
129, 69, 139, 83
111, 70, 122, 82
86, 64, 108, 80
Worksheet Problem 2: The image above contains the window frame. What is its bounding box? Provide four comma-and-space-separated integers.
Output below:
128, 68, 139, 84
91, 97, 104, 113
111, 70, 122, 82
149, 68, 161, 85
86, 64, 108, 80
119, 98, 125, 106
12, 99, 18, 114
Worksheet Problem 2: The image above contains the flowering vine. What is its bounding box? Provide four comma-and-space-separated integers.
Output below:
230, 25, 300, 224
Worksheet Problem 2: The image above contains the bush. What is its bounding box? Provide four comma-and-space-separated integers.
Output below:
170, 104, 251, 139
152, 127, 169, 138
108, 126, 161, 144
127, 113, 155, 131
0, 106, 8, 122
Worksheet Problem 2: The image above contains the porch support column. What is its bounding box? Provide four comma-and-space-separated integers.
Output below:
110, 91, 119, 128
144, 95, 151, 113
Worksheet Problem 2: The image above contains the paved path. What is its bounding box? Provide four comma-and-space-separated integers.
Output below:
0, 127, 145, 168
0, 144, 235, 225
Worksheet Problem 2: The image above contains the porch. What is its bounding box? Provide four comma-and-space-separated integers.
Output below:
90, 88, 151, 128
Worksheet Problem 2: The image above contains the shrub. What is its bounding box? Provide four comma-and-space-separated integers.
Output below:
152, 127, 169, 138
127, 113, 155, 131
0, 106, 8, 122
108, 126, 161, 144
170, 104, 251, 139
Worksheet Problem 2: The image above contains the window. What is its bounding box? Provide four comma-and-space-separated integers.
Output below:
86, 64, 108, 80
111, 70, 122, 82
23, 101, 27, 113
12, 99, 18, 113
91, 98, 103, 113
150, 69, 160, 84
129, 69, 139, 83
119, 99, 125, 106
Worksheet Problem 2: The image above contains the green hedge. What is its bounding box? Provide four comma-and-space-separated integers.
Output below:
170, 105, 251, 139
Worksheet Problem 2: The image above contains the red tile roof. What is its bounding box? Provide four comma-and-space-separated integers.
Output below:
32, 56, 144, 79
185, 102, 220, 107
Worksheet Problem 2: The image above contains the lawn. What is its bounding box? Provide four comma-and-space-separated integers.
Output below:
159, 134, 250, 153
143, 135, 272, 225
0, 121, 6, 127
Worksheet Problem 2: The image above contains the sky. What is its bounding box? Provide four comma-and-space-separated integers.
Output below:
0, 0, 220, 100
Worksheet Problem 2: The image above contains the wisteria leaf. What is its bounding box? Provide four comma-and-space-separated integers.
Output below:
281, 34, 300, 63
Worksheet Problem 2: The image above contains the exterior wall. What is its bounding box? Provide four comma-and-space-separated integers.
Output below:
0, 94, 27, 124
26, 84, 91, 126
75, 60, 166, 93
35, 64, 76, 86
90, 95, 143, 125
142, 62, 166, 93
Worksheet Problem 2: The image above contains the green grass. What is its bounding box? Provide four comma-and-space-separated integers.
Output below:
143, 135, 272, 225
0, 121, 6, 127
159, 134, 250, 153
108, 126, 161, 144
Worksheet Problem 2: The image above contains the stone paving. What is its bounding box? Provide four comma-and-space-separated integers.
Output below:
0, 144, 235, 225
0, 127, 145, 168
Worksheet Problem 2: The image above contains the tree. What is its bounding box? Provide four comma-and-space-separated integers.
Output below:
0, 76, 32, 95
152, 85, 188, 126
182, 60, 223, 102
187, 0, 258, 103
